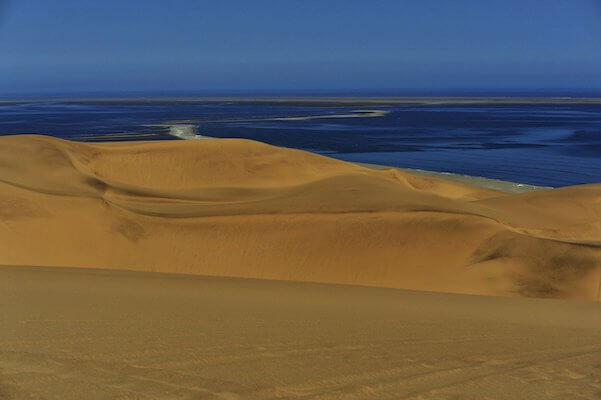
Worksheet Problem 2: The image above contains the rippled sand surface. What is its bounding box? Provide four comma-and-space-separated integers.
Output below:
2, 266, 601, 400
1, 135, 600, 299
2, 134, 601, 399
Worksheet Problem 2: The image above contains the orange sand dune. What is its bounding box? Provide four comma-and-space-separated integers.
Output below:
1, 134, 600, 299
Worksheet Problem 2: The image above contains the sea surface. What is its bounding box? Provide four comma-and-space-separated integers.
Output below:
1, 100, 601, 187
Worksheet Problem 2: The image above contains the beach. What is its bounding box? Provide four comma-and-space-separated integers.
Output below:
3, 0, 601, 397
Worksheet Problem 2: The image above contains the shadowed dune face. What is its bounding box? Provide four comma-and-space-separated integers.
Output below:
0, 134, 600, 300
471, 232, 601, 298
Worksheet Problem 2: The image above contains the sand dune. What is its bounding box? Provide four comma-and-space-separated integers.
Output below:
1, 134, 600, 300
2, 265, 601, 400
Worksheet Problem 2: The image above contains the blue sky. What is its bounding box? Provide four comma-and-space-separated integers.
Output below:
1, 0, 601, 95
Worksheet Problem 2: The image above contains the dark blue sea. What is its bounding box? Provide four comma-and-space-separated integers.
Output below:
1, 100, 601, 187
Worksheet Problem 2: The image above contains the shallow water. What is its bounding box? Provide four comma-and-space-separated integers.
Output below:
1, 101, 600, 186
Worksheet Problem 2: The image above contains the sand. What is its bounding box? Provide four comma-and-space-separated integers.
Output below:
2, 134, 601, 399
2, 265, 601, 399
0, 134, 600, 300
271, 109, 390, 120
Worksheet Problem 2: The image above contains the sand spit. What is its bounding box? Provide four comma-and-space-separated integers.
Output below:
0, 134, 600, 300
271, 109, 390, 120
155, 109, 390, 134
2, 265, 601, 399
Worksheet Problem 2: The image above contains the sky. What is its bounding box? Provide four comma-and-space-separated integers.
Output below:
1, 0, 601, 96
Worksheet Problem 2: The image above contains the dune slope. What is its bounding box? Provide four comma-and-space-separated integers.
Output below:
2, 266, 601, 400
0, 134, 600, 299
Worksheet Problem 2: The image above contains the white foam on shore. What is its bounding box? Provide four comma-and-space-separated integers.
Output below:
147, 124, 212, 140
356, 162, 551, 194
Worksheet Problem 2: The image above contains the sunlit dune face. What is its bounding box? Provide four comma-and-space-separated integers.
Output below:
1, 135, 600, 301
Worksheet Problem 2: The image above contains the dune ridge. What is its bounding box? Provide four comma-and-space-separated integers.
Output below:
1, 134, 600, 300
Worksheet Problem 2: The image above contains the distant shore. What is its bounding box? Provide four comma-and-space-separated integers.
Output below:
2, 96, 601, 106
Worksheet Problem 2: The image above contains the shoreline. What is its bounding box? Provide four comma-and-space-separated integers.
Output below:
357, 162, 548, 193
160, 128, 549, 193
2, 129, 552, 192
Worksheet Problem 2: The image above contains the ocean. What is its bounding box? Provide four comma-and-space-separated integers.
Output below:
1, 99, 600, 187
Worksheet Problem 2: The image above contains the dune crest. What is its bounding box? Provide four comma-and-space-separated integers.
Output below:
1, 134, 600, 300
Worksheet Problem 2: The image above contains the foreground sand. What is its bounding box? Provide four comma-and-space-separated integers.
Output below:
1, 134, 600, 299
2, 265, 601, 399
